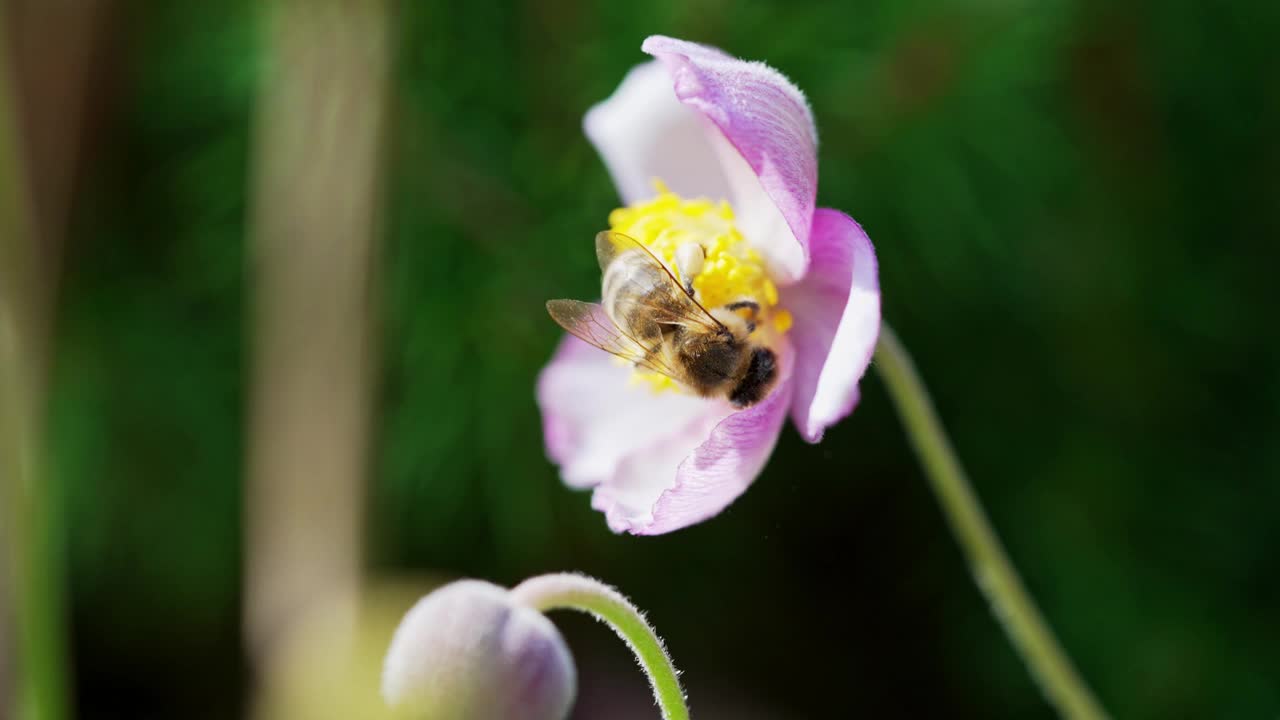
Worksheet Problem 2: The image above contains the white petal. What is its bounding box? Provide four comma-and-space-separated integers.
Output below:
536, 336, 723, 491
538, 335, 796, 535
583, 60, 733, 206
644, 36, 818, 284
583, 50, 813, 284
708, 129, 808, 284
590, 405, 729, 533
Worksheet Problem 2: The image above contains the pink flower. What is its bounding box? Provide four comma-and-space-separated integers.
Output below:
538, 36, 880, 535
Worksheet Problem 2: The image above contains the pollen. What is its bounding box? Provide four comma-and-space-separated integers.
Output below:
609, 180, 792, 394
610, 180, 786, 318
629, 369, 679, 394
773, 309, 793, 334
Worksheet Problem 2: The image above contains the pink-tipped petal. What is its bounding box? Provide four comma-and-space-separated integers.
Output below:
784, 209, 881, 443
583, 60, 734, 206
643, 35, 818, 284
537, 336, 794, 535
590, 407, 728, 534
640, 368, 794, 535
536, 336, 723, 490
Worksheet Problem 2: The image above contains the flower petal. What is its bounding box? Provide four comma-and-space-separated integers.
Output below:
589, 406, 728, 534
536, 335, 722, 491
583, 60, 735, 206
537, 336, 794, 535
643, 35, 818, 284
641, 365, 793, 535
599, 345, 794, 535
783, 209, 881, 443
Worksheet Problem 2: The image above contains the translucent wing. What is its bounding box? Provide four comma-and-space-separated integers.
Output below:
595, 231, 723, 333
546, 298, 683, 379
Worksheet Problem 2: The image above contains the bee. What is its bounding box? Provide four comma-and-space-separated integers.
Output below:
547, 231, 778, 408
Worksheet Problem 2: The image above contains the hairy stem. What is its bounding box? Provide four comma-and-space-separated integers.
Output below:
511, 573, 689, 720
873, 323, 1107, 720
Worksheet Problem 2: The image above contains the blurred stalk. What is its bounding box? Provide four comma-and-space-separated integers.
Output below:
244, 0, 389, 675
874, 324, 1108, 720
0, 10, 68, 720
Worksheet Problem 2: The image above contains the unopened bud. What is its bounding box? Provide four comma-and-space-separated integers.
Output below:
382, 580, 576, 720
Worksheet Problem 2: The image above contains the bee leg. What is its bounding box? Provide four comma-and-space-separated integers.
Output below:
724, 299, 760, 313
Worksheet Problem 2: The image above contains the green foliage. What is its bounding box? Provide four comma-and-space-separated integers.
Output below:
45, 0, 1279, 716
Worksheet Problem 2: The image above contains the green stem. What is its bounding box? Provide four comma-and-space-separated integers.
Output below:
0, 15, 69, 720
511, 573, 689, 720
873, 323, 1107, 720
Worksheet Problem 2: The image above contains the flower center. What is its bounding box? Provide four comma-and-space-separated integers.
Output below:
608, 180, 791, 394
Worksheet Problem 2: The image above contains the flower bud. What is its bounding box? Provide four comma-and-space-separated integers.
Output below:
382, 580, 576, 720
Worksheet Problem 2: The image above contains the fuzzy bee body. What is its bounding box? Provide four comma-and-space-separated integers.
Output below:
548, 231, 779, 408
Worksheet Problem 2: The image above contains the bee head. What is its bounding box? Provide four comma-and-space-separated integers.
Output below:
729, 346, 778, 408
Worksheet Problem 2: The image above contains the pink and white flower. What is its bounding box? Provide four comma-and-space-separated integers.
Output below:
538, 36, 880, 535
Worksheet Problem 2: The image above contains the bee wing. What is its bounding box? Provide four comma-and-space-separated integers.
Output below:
595, 231, 724, 333
546, 298, 683, 379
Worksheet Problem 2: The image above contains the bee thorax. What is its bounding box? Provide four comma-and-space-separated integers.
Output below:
708, 307, 754, 339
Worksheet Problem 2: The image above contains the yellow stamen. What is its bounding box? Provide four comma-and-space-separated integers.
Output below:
608, 180, 792, 394
773, 310, 793, 334
629, 369, 680, 394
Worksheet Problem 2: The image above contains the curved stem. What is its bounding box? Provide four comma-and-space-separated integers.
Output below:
511, 573, 690, 720
873, 323, 1108, 720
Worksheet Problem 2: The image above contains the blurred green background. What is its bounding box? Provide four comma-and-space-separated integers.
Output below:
3, 0, 1278, 717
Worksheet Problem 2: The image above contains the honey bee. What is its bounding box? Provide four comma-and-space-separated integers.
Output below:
547, 231, 778, 408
